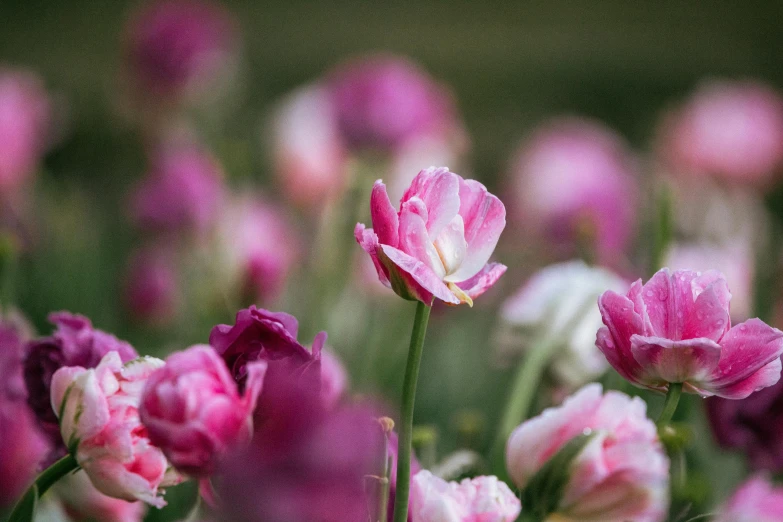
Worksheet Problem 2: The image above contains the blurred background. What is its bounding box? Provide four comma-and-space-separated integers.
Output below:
3, 1, 783, 519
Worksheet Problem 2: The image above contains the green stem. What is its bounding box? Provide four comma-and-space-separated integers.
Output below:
657, 383, 683, 427
490, 335, 555, 474
9, 454, 79, 522
392, 301, 432, 522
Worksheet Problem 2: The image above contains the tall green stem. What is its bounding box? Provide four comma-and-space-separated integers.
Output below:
9, 454, 79, 522
657, 383, 682, 428
392, 301, 431, 522
491, 335, 555, 474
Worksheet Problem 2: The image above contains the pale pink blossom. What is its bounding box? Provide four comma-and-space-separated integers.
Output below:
410, 470, 520, 522
506, 384, 669, 522
714, 475, 783, 522
140, 345, 266, 476
596, 268, 783, 398
508, 117, 638, 263
355, 166, 506, 305
55, 470, 147, 522
0, 68, 51, 191
51, 352, 180, 507
658, 80, 783, 186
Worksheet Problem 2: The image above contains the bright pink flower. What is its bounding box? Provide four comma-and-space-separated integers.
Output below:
55, 470, 147, 522
0, 401, 50, 507
507, 117, 638, 264
410, 470, 521, 522
216, 195, 299, 304
0, 68, 51, 191
130, 143, 224, 235
328, 55, 459, 152
123, 245, 179, 324
657, 80, 783, 186
51, 352, 181, 507
123, 0, 237, 100
596, 268, 783, 398
140, 345, 266, 476
355, 167, 506, 305
506, 384, 669, 522
715, 475, 783, 522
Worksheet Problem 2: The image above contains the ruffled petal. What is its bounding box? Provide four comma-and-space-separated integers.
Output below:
456, 262, 506, 299
630, 335, 722, 385
399, 200, 446, 278
401, 167, 460, 239
370, 180, 399, 247
597, 291, 647, 385
379, 245, 460, 304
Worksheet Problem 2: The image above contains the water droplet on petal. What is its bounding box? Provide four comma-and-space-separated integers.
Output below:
582, 428, 593, 436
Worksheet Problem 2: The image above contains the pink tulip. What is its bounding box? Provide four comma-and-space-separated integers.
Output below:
0, 401, 50, 507
507, 117, 638, 264
715, 475, 783, 522
55, 470, 147, 522
51, 351, 181, 507
140, 345, 266, 476
657, 80, 783, 186
410, 470, 521, 522
506, 384, 669, 522
0, 68, 51, 192
355, 166, 506, 305
596, 268, 783, 398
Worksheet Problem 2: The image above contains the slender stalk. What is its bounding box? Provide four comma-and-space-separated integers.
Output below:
392, 301, 432, 522
490, 335, 555, 474
9, 454, 79, 522
657, 383, 683, 427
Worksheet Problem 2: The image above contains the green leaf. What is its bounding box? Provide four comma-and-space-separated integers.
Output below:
7, 484, 38, 522
520, 433, 595, 521
143, 480, 199, 522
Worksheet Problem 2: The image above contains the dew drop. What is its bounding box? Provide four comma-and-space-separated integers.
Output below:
714, 319, 724, 328
582, 428, 593, 436
739, 324, 748, 332
604, 339, 614, 348
646, 290, 654, 298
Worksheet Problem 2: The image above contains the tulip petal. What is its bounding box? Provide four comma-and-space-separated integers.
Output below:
398, 201, 446, 278
682, 275, 731, 341
630, 335, 722, 384
710, 319, 783, 389
434, 215, 467, 277
707, 357, 782, 399
370, 180, 399, 247
456, 262, 507, 299
380, 244, 460, 304
446, 178, 506, 282
597, 291, 646, 385
401, 167, 460, 239
354, 223, 391, 287
243, 360, 268, 414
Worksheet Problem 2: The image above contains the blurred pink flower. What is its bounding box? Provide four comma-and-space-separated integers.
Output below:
658, 80, 783, 186
0, 400, 50, 507
24, 312, 138, 456
706, 369, 783, 472
328, 55, 459, 153
319, 350, 348, 409
0, 68, 51, 192
506, 384, 669, 522
271, 85, 347, 207
123, 245, 179, 324
507, 117, 638, 263
0, 309, 33, 401
596, 268, 783, 398
714, 475, 783, 522
410, 470, 520, 522
216, 195, 299, 303
51, 352, 180, 507
129, 143, 224, 235
140, 345, 266, 476
55, 470, 147, 522
124, 0, 237, 100
355, 166, 506, 305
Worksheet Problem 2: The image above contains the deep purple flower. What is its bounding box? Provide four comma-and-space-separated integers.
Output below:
124, 0, 237, 100
129, 143, 225, 235
706, 366, 783, 472
23, 312, 137, 451
328, 55, 458, 152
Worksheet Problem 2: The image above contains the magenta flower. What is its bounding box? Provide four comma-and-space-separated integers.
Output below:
123, 245, 179, 324
410, 471, 520, 522
706, 371, 783, 471
355, 167, 506, 305
140, 345, 266, 476
24, 312, 138, 453
51, 352, 181, 507
123, 0, 237, 100
0, 401, 50, 507
715, 475, 783, 522
506, 384, 669, 522
0, 68, 51, 192
328, 55, 458, 152
657, 80, 783, 186
129, 143, 224, 235
596, 268, 783, 398
319, 350, 348, 409
507, 117, 638, 264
